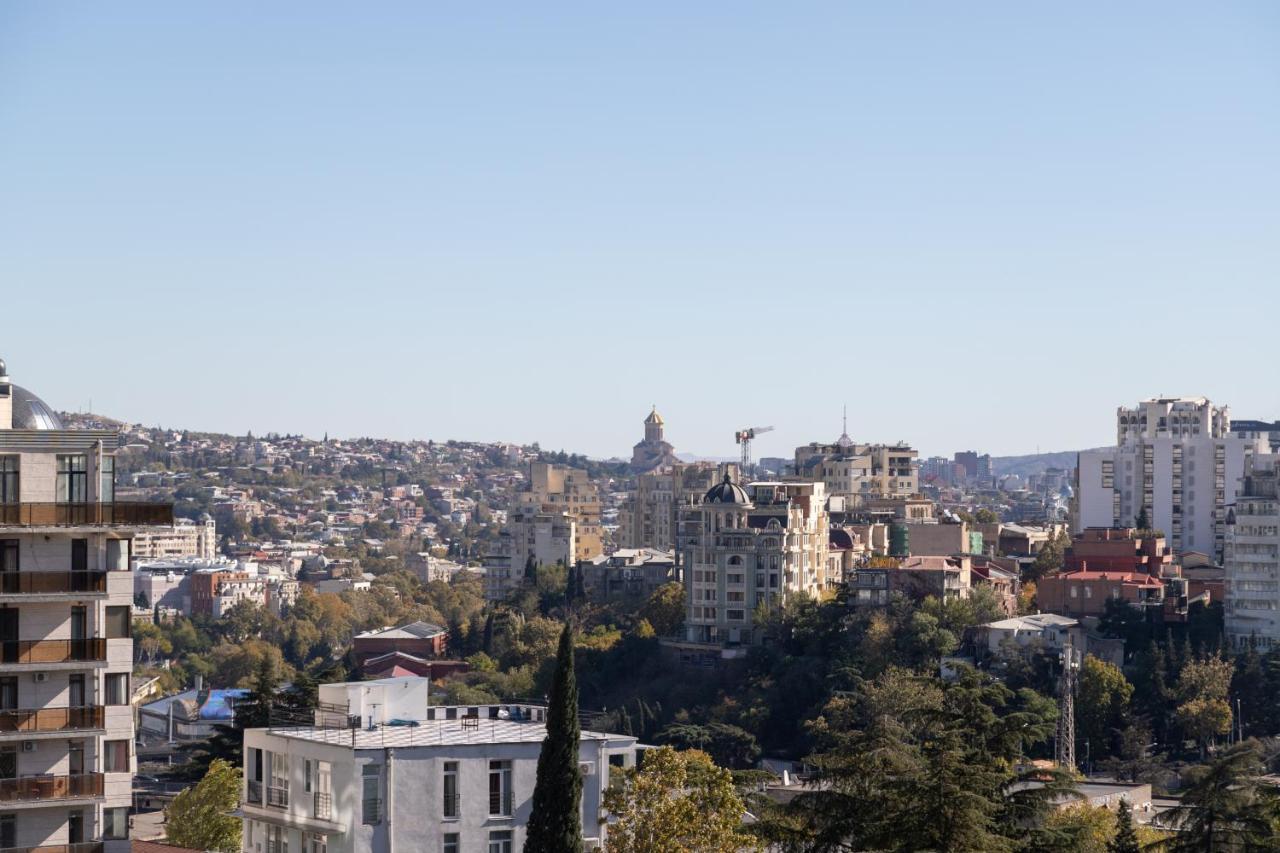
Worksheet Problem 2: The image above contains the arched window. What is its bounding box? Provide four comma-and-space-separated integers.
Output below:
728, 555, 743, 566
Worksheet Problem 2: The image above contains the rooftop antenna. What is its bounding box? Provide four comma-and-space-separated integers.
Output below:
1056, 641, 1079, 771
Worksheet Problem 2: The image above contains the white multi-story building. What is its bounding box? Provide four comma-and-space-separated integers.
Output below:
1075, 398, 1266, 558
0, 358, 165, 851
680, 477, 830, 648
1225, 453, 1280, 650
241, 677, 638, 853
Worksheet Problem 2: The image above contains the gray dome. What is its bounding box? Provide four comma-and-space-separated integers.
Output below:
705, 474, 750, 505
11, 385, 63, 430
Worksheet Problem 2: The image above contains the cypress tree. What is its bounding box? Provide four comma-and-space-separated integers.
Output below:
525, 623, 583, 852
1109, 798, 1140, 853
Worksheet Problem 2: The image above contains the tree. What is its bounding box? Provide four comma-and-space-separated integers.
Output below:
1168, 740, 1280, 852
1134, 506, 1151, 532
165, 758, 242, 852
1078, 655, 1134, 762
656, 722, 761, 770
639, 582, 686, 637
1109, 798, 1140, 853
605, 746, 757, 853
526, 623, 583, 852
974, 508, 1000, 524
1028, 530, 1070, 582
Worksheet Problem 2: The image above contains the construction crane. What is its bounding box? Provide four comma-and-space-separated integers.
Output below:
735, 426, 775, 478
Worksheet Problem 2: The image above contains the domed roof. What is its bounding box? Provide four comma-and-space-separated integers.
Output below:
10, 385, 63, 430
644, 406, 664, 426
704, 474, 750, 505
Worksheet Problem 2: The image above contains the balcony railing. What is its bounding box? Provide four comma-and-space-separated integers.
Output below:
247, 779, 263, 804
0, 773, 103, 803
363, 797, 383, 824
0, 638, 107, 665
315, 790, 333, 820
443, 792, 460, 818
0, 843, 104, 853
0, 502, 174, 527
0, 705, 104, 733
0, 572, 107, 595
267, 784, 289, 807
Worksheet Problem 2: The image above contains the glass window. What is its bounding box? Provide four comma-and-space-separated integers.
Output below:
0, 541, 14, 573
362, 764, 381, 824
443, 834, 460, 853
0, 458, 17, 504
103, 806, 129, 839
443, 760, 459, 818
56, 456, 88, 504
489, 760, 512, 816
99, 455, 115, 504
105, 673, 128, 706
488, 831, 513, 853
106, 606, 131, 639
103, 739, 129, 773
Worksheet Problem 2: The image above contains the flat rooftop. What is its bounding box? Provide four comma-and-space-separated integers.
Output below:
261, 718, 627, 751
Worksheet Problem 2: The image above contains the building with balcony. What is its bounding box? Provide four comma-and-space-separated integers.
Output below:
1036, 570, 1165, 618
241, 677, 638, 853
1225, 452, 1280, 650
1074, 398, 1266, 558
0, 357, 172, 851
581, 548, 676, 603
679, 476, 830, 648
794, 432, 919, 504
616, 461, 724, 553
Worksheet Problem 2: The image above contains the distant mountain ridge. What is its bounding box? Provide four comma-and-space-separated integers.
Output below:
990, 449, 1106, 479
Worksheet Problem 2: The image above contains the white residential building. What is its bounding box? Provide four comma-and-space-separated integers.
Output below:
128, 514, 217, 562
241, 679, 638, 853
0, 358, 161, 851
1225, 453, 1280, 649
1075, 398, 1266, 558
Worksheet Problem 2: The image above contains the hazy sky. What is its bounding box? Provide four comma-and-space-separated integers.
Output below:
3, 3, 1278, 461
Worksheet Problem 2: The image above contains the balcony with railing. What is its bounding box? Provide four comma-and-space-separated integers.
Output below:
0, 639, 107, 665
0, 572, 107, 597
267, 784, 289, 808
247, 779, 264, 804
0, 843, 104, 853
0, 705, 104, 735
442, 792, 460, 819
314, 790, 332, 820
0, 773, 103, 803
489, 790, 513, 817
0, 502, 174, 528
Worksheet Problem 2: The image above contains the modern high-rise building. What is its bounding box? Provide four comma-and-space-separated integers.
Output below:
1224, 452, 1280, 650
514, 463, 601, 563
0, 358, 171, 851
616, 461, 723, 553
1074, 398, 1266, 558
680, 476, 830, 648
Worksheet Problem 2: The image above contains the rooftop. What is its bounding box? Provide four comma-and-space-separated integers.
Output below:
355, 620, 446, 640
263, 716, 628, 751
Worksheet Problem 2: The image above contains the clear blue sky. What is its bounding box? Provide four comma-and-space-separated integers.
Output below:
3, 3, 1278, 461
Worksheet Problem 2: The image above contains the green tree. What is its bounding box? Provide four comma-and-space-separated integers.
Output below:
605, 746, 757, 853
1109, 798, 1140, 853
1078, 655, 1134, 762
1134, 506, 1151, 532
1028, 530, 1070, 581
974, 508, 1000, 524
1168, 741, 1280, 852
526, 623, 583, 852
165, 758, 242, 852
639, 581, 686, 637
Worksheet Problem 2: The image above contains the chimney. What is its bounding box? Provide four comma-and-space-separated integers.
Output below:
0, 358, 12, 430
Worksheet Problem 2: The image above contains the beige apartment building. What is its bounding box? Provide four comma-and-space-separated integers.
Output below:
617, 461, 725, 552
514, 462, 601, 562
0, 358, 171, 852
680, 476, 830, 649
795, 431, 919, 503
128, 514, 217, 562
482, 507, 575, 604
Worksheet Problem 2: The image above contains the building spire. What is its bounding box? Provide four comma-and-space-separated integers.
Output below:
837, 404, 853, 448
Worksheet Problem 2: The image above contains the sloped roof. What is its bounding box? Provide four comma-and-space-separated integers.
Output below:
355, 620, 446, 640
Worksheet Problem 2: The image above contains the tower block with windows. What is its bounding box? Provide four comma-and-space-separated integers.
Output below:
0, 358, 172, 851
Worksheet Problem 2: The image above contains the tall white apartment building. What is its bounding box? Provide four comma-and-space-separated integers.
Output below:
681, 477, 830, 648
0, 358, 168, 851
1075, 398, 1265, 558
241, 677, 638, 853
1225, 453, 1280, 650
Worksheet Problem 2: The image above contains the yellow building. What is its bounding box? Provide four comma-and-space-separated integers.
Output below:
515, 462, 602, 562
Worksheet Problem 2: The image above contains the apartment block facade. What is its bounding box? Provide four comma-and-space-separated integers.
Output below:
0, 359, 170, 851
794, 438, 919, 503
242, 679, 638, 853
681, 477, 830, 647
1225, 453, 1280, 650
1075, 398, 1265, 558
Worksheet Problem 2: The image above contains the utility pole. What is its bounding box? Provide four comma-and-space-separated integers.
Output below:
1056, 641, 1079, 771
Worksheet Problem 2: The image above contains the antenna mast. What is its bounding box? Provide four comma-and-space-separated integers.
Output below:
1056, 640, 1079, 771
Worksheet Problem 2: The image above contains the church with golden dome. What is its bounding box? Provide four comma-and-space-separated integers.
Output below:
630, 406, 679, 473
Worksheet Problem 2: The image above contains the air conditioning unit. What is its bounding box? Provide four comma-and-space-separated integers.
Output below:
578, 761, 595, 776
32, 672, 48, 683
21, 741, 36, 753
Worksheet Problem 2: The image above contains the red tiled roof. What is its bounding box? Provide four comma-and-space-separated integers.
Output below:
1054, 570, 1163, 587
